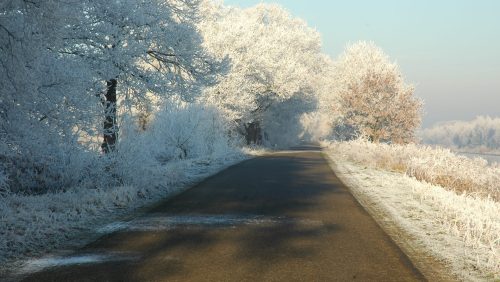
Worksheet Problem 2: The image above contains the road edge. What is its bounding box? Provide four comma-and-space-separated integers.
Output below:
322, 152, 459, 282
0, 154, 254, 281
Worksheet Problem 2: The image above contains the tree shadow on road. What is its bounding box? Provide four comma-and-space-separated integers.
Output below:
22, 151, 356, 281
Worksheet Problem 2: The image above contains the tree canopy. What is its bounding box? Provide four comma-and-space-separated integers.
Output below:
0, 1, 423, 194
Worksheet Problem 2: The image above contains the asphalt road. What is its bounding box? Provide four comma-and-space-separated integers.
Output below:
21, 145, 425, 281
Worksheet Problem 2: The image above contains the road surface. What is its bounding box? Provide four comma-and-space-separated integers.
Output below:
21, 146, 425, 281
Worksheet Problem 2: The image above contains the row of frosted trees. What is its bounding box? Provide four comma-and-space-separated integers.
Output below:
0, 0, 422, 194
421, 116, 500, 150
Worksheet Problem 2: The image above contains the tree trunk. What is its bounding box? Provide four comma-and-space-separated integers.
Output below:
244, 121, 262, 145
101, 79, 117, 153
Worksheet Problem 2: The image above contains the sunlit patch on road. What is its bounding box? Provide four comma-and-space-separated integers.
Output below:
97, 214, 324, 233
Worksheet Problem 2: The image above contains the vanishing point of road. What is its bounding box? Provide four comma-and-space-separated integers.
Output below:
21, 145, 424, 281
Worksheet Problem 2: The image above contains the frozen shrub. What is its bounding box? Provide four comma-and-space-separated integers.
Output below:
0, 117, 111, 195
149, 102, 238, 160
114, 101, 240, 188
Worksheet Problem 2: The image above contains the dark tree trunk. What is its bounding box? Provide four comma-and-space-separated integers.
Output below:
244, 121, 262, 145
101, 79, 117, 153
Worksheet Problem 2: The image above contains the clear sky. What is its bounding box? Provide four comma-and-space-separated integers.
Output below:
223, 0, 500, 127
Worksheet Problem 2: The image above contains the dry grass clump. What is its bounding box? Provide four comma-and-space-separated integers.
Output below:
324, 139, 500, 201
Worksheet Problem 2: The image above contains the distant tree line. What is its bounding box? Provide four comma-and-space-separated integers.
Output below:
421, 116, 500, 150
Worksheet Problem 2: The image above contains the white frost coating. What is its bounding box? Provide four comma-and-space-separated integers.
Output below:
323, 139, 500, 201
325, 150, 500, 281
97, 222, 130, 233
19, 252, 138, 274
266, 150, 322, 155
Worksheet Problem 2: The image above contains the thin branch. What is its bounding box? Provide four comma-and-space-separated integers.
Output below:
0, 23, 19, 41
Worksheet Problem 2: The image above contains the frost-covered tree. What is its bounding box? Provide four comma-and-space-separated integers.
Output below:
198, 2, 325, 146
0, 0, 221, 193
0, 0, 100, 193
57, 0, 218, 151
332, 41, 422, 143
301, 55, 341, 141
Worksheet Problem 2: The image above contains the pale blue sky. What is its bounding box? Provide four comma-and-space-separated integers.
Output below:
223, 0, 500, 127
